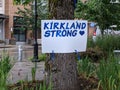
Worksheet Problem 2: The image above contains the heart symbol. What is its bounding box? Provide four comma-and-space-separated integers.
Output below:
79, 31, 85, 36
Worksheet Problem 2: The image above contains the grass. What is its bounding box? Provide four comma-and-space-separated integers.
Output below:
1, 35, 120, 89
7, 80, 52, 90
87, 35, 120, 53
77, 57, 96, 78
0, 52, 12, 89
78, 53, 120, 90
28, 54, 47, 61
0, 51, 51, 90
96, 54, 120, 90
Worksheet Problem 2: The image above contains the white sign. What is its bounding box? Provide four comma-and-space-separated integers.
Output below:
41, 20, 88, 53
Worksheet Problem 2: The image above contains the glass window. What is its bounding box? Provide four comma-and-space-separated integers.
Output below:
13, 16, 26, 42
0, 0, 2, 7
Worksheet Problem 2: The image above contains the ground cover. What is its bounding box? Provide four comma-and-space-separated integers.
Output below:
1, 35, 120, 90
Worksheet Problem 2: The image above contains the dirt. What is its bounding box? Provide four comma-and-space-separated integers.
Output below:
7, 76, 99, 90
7, 80, 43, 90
78, 75, 99, 90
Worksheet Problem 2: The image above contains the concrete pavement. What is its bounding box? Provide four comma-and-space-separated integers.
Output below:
0, 44, 41, 62
0, 44, 45, 85
6, 61, 45, 85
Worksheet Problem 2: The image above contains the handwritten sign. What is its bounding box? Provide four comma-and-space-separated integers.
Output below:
41, 20, 88, 53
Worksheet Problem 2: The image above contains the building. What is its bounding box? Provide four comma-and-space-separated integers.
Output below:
0, 0, 95, 45
5, 0, 31, 45
0, 0, 8, 43
0, 0, 31, 45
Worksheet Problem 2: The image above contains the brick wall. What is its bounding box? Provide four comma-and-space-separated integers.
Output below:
5, 0, 30, 39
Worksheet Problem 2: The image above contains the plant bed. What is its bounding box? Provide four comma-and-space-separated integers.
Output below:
80, 47, 107, 63
78, 74, 99, 90
7, 80, 44, 90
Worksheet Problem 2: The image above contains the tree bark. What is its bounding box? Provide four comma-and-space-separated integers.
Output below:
46, 53, 79, 90
46, 0, 80, 90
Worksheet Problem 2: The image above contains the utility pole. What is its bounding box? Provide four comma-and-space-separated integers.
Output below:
32, 0, 39, 62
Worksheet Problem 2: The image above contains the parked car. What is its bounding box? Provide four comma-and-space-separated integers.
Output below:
104, 29, 120, 35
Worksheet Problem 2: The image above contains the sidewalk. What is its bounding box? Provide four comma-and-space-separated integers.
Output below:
0, 44, 45, 85
7, 61, 45, 85
0, 44, 41, 62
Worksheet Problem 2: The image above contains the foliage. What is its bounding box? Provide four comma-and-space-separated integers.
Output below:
7, 80, 52, 90
29, 54, 47, 61
31, 67, 36, 81
15, 0, 48, 32
77, 53, 120, 90
87, 38, 95, 48
75, 0, 120, 34
96, 54, 120, 90
87, 35, 120, 54
0, 52, 12, 89
77, 57, 96, 77
81, 46, 105, 62
13, 0, 32, 5
94, 35, 120, 52
38, 54, 47, 61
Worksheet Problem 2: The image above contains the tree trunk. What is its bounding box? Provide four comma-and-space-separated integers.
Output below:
46, 0, 80, 90
46, 54, 79, 90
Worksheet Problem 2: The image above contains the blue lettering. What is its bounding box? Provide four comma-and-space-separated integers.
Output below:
62, 30, 66, 37
44, 22, 49, 29
44, 30, 50, 37
76, 22, 81, 29
60, 23, 65, 29
70, 23, 75, 29
82, 23, 86, 29
53, 22, 59, 29
51, 30, 56, 37
50, 22, 53, 29
67, 30, 72, 37
72, 30, 77, 37
66, 23, 69, 29
56, 30, 61, 37
44, 29, 78, 37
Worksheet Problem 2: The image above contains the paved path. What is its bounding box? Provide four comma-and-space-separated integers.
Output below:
0, 45, 41, 61
6, 61, 45, 85
0, 45, 45, 85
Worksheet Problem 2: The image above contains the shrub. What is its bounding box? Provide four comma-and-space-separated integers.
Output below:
87, 35, 120, 54
77, 57, 96, 77
28, 54, 47, 61
80, 46, 106, 62
0, 52, 12, 89
96, 54, 120, 90
94, 35, 120, 52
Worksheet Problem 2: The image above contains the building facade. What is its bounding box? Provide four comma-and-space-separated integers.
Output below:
0, 0, 30, 44
0, 0, 95, 45
5, 0, 31, 44
0, 0, 7, 43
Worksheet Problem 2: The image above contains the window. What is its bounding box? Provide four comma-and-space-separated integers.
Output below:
13, 16, 26, 42
0, 0, 2, 7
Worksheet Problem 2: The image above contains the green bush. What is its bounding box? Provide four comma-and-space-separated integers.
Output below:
87, 35, 120, 53
95, 35, 120, 52
77, 57, 96, 78
0, 52, 12, 89
38, 54, 47, 61
96, 54, 120, 90
87, 38, 95, 48
29, 54, 47, 61
80, 46, 106, 62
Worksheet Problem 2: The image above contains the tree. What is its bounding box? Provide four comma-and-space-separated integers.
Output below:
45, 1, 79, 90
15, 0, 48, 37
13, 0, 80, 90
75, 0, 120, 34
